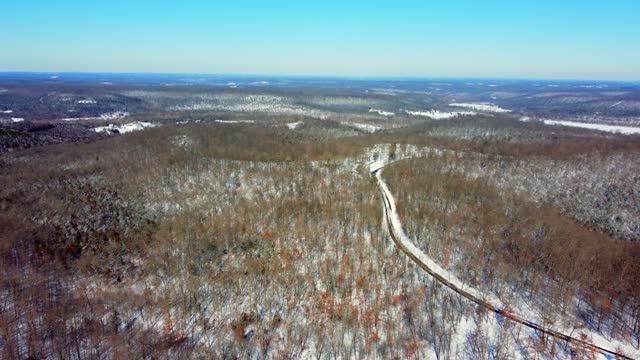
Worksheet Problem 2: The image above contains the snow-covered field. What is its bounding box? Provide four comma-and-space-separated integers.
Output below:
176, 119, 202, 124
62, 111, 130, 121
368, 108, 395, 116
340, 122, 381, 133
284, 121, 303, 129
93, 121, 156, 134
405, 109, 476, 119
214, 120, 255, 124
449, 102, 512, 113
543, 119, 640, 135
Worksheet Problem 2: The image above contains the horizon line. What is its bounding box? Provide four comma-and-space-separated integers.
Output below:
0, 70, 638, 84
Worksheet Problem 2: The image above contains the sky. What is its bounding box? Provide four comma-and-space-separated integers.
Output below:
1, 0, 639, 80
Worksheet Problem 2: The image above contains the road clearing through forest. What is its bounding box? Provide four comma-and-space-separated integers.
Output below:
369, 159, 635, 360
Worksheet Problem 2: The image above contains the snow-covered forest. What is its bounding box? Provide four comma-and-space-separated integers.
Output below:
2, 78, 640, 359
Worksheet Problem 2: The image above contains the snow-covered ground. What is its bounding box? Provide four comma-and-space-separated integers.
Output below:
176, 119, 202, 124
449, 102, 512, 113
171, 134, 193, 148
543, 119, 640, 135
305, 96, 384, 108
214, 120, 255, 124
284, 121, 303, 129
405, 109, 476, 119
577, 84, 608, 89
341, 122, 381, 133
369, 151, 640, 359
368, 108, 395, 116
371, 162, 503, 307
168, 94, 333, 120
93, 121, 156, 134
369, 88, 400, 96
1, 110, 13, 114
62, 111, 130, 121
11, 117, 25, 123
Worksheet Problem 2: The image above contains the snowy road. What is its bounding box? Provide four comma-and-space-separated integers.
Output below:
370, 160, 636, 360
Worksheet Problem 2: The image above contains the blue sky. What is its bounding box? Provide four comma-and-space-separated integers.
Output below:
1, 0, 639, 80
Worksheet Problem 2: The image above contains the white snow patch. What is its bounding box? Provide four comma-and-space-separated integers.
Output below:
61, 111, 130, 121
93, 121, 156, 134
449, 102, 512, 113
341, 122, 381, 133
171, 134, 193, 148
77, 99, 97, 104
175, 119, 202, 125
285, 121, 303, 129
543, 119, 640, 135
11, 117, 25, 123
405, 109, 476, 120
578, 84, 608, 89
371, 89, 397, 96
1, 110, 13, 114
368, 108, 395, 116
214, 120, 255, 124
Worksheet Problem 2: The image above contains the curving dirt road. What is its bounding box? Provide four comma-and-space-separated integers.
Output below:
370, 161, 635, 360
